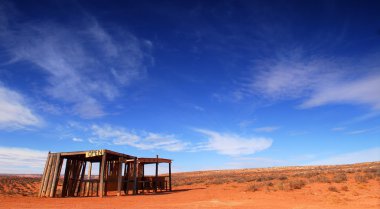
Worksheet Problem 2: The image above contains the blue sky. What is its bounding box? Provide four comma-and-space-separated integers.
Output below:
0, 0, 379, 173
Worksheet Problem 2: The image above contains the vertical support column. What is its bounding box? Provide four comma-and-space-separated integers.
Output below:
77, 162, 87, 196
61, 159, 71, 197
117, 157, 123, 196
125, 162, 130, 195
46, 154, 57, 197
133, 157, 137, 195
99, 151, 107, 198
51, 155, 63, 197
169, 162, 172, 191
86, 162, 92, 196
38, 152, 51, 197
155, 155, 159, 192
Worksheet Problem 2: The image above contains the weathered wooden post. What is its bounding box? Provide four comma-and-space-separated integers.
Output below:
133, 157, 137, 195
169, 162, 172, 191
155, 155, 159, 192
86, 162, 92, 196
50, 154, 62, 197
117, 157, 123, 196
99, 151, 107, 197
38, 152, 51, 197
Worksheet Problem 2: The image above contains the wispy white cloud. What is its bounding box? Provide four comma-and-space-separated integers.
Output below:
72, 137, 83, 142
0, 4, 151, 118
0, 85, 41, 130
254, 126, 279, 133
241, 48, 380, 111
193, 129, 272, 156
0, 146, 47, 174
346, 128, 376, 135
238, 120, 255, 128
90, 124, 188, 152
308, 147, 380, 165
331, 127, 345, 131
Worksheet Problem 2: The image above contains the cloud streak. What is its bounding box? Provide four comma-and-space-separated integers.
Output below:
0, 146, 47, 174
0, 85, 41, 130
254, 126, 279, 133
90, 124, 188, 152
193, 129, 272, 156
0, 4, 151, 118
239, 47, 380, 111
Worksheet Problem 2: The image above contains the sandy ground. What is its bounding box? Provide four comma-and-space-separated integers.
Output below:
1, 162, 379, 209
0, 181, 379, 209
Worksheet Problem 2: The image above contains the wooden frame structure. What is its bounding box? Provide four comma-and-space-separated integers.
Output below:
38, 149, 172, 198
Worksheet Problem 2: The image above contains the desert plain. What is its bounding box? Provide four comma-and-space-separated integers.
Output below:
0, 161, 379, 209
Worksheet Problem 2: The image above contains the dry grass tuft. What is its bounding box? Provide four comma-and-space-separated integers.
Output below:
354, 175, 368, 183
332, 173, 347, 183
289, 179, 306, 190
328, 186, 339, 192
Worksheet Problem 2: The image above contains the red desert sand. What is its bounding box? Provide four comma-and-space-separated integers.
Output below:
0, 162, 379, 209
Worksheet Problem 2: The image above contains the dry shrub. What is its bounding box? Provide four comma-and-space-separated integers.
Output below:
328, 186, 339, 192
332, 173, 347, 183
247, 183, 262, 192
266, 181, 274, 187
312, 175, 331, 183
341, 185, 349, 191
364, 173, 375, 180
256, 175, 275, 182
278, 175, 288, 180
355, 175, 368, 183
289, 179, 306, 190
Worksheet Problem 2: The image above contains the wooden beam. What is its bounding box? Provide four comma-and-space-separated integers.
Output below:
99, 152, 107, 197
117, 157, 123, 196
169, 162, 172, 191
38, 152, 51, 197
155, 155, 159, 192
133, 157, 137, 195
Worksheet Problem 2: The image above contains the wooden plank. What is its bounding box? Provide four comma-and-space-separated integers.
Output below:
99, 153, 107, 197
45, 154, 57, 197
125, 162, 130, 195
77, 161, 87, 196
133, 157, 137, 195
61, 159, 71, 197
38, 153, 51, 197
41, 153, 53, 197
137, 157, 172, 164
73, 161, 83, 196
50, 154, 61, 197
86, 162, 92, 196
52, 157, 63, 197
169, 162, 172, 191
155, 155, 159, 192
117, 157, 123, 196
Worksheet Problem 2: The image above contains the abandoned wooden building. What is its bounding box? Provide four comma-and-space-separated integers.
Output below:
38, 149, 172, 198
